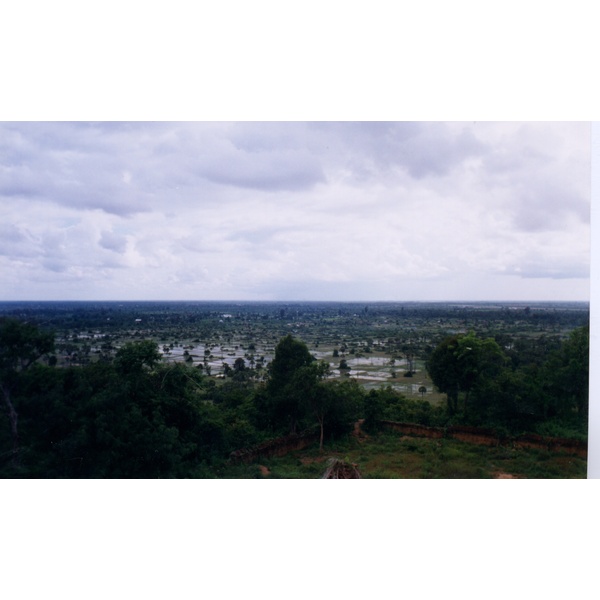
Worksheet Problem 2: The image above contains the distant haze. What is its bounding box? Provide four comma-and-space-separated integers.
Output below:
0, 122, 590, 302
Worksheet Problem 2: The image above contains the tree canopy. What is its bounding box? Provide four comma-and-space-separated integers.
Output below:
1, 318, 55, 468
0, 318, 55, 372
427, 327, 589, 431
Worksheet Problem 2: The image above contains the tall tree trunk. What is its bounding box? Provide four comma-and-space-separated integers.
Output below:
318, 416, 324, 452
1, 384, 20, 469
447, 389, 459, 415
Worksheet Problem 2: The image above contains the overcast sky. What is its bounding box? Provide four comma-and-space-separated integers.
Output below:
0, 121, 590, 302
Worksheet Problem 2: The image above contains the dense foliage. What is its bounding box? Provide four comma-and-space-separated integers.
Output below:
0, 323, 363, 476
426, 326, 589, 435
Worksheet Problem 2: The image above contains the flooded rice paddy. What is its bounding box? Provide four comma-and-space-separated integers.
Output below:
154, 341, 435, 398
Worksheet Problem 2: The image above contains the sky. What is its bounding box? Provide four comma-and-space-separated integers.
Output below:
0, 121, 591, 302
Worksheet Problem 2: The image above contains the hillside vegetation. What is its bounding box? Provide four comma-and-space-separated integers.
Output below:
0, 302, 589, 478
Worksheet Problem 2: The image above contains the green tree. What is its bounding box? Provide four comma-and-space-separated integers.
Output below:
0, 318, 55, 469
265, 335, 316, 434
114, 340, 161, 375
316, 378, 364, 441
426, 335, 461, 414
363, 386, 441, 429
535, 324, 589, 422
363, 387, 388, 431
52, 359, 226, 477
296, 361, 330, 450
268, 334, 315, 388
453, 332, 507, 415
561, 324, 589, 418
427, 332, 506, 416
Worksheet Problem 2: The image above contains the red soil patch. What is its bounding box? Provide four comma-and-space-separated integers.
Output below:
493, 471, 522, 479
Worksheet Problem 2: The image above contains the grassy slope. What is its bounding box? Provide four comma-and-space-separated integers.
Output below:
220, 430, 587, 479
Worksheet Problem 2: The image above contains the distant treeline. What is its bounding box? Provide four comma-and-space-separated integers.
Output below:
0, 300, 590, 330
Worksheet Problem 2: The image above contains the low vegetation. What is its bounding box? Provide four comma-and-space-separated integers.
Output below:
220, 431, 587, 479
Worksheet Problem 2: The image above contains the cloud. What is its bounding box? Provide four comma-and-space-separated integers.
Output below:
0, 121, 590, 301
506, 263, 590, 280
200, 147, 326, 191
99, 230, 128, 253
0, 223, 38, 258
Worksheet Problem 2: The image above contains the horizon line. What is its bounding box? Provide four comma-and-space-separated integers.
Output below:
0, 299, 591, 305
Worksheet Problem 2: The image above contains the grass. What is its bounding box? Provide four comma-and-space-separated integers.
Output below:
218, 430, 587, 479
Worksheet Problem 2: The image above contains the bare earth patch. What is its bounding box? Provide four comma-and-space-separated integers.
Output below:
300, 456, 329, 465
352, 418, 368, 441
493, 471, 522, 479
258, 465, 271, 476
